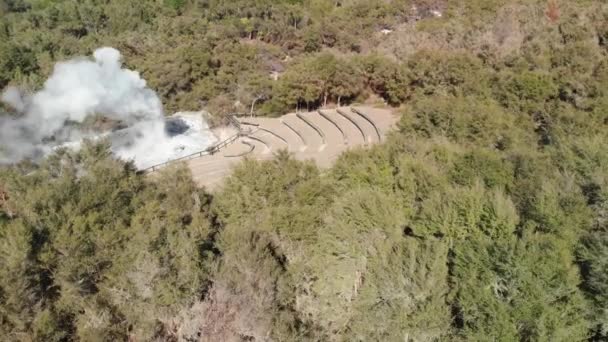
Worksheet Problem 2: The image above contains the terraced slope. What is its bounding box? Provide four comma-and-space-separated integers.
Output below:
186, 106, 397, 190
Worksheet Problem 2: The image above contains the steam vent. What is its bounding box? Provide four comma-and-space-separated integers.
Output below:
154, 107, 397, 190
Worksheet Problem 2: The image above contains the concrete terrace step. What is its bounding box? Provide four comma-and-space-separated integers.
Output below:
252, 128, 290, 151
351, 106, 397, 138
222, 139, 254, 158
243, 135, 273, 157
336, 108, 375, 144
352, 108, 381, 144
280, 118, 308, 152
318, 110, 347, 145
302, 111, 343, 148
298, 111, 347, 168
283, 113, 324, 151
243, 117, 302, 153
179, 106, 396, 190
328, 109, 366, 146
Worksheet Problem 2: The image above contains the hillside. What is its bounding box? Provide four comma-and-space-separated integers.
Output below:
1, 0, 608, 341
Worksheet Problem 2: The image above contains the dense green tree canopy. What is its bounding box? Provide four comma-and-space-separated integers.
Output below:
2, 0, 608, 341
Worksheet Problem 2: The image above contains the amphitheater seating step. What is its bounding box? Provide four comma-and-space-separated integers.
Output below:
332, 109, 366, 145
283, 113, 325, 151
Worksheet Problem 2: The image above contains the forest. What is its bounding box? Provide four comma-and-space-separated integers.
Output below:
1, 0, 608, 341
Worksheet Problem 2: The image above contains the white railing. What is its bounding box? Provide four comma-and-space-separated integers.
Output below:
143, 133, 240, 172
143, 114, 243, 172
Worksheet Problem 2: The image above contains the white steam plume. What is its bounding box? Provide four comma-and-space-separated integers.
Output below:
0, 47, 216, 168
1, 87, 26, 112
